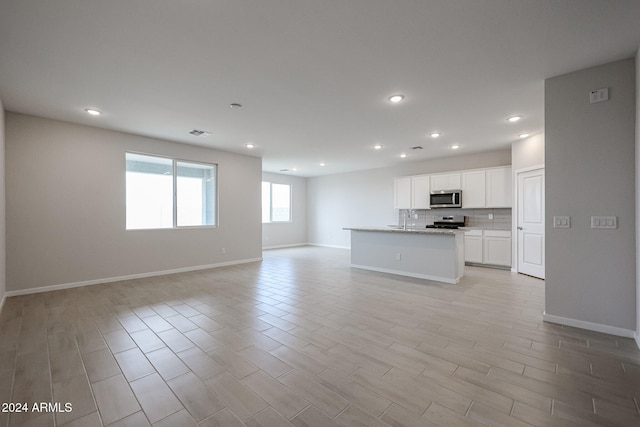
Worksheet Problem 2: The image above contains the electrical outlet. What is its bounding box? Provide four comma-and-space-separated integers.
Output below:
221, 247, 226, 254
395, 253, 401, 261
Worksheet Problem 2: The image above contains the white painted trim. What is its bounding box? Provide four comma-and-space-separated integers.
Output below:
307, 243, 351, 250
0, 294, 6, 315
262, 243, 307, 250
543, 312, 635, 338
513, 166, 545, 278
635, 332, 640, 349
350, 264, 459, 284
5, 257, 263, 297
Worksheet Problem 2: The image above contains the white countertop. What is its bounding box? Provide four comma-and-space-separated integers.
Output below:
343, 226, 466, 235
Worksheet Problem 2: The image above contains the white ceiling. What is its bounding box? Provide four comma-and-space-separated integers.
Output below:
1, 1, 640, 177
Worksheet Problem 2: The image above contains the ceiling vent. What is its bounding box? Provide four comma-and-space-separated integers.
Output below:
410, 146, 423, 150
189, 129, 211, 137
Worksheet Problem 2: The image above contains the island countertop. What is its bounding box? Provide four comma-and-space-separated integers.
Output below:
343, 226, 467, 235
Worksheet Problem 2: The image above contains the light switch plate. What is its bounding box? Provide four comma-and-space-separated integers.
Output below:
553, 216, 570, 228
591, 216, 617, 229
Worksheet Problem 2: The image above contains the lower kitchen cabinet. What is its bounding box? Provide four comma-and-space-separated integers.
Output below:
464, 229, 511, 268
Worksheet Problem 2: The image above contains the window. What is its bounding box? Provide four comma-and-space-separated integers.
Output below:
262, 182, 291, 223
126, 153, 217, 229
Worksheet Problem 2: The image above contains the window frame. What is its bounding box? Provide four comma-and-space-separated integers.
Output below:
262, 181, 292, 224
126, 151, 218, 230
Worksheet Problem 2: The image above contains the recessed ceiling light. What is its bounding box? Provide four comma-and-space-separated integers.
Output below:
430, 132, 441, 138
292, 168, 298, 172
388, 95, 404, 103
400, 153, 407, 158
451, 144, 461, 150
320, 162, 326, 166
85, 109, 101, 116
230, 103, 242, 109
519, 133, 530, 139
508, 115, 522, 122
245, 142, 255, 149
373, 144, 383, 150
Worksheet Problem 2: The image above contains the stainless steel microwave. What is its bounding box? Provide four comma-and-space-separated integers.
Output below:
430, 190, 462, 208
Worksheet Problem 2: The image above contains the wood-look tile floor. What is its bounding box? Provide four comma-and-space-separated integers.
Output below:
1, 246, 639, 427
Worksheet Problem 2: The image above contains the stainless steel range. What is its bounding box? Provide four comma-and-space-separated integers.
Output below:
426, 215, 466, 229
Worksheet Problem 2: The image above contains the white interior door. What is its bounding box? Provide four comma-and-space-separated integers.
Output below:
517, 168, 545, 279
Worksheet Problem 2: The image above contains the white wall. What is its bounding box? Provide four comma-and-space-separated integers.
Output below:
5, 113, 262, 293
511, 132, 545, 273
307, 149, 511, 248
0, 99, 5, 309
262, 172, 307, 248
545, 58, 636, 334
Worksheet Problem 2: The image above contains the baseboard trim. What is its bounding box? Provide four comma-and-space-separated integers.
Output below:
5, 257, 263, 297
0, 294, 6, 315
262, 243, 307, 250
543, 312, 635, 339
307, 243, 351, 250
350, 264, 459, 284
635, 332, 640, 350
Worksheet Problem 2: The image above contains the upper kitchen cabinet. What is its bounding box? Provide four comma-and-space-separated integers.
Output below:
394, 177, 412, 209
461, 170, 486, 208
411, 175, 431, 209
394, 175, 431, 209
430, 172, 461, 191
486, 167, 512, 208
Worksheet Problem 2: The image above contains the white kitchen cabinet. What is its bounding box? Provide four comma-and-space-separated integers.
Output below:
461, 170, 486, 208
465, 229, 512, 268
430, 173, 461, 191
464, 230, 483, 263
411, 174, 431, 209
483, 230, 512, 267
486, 167, 512, 208
394, 177, 412, 209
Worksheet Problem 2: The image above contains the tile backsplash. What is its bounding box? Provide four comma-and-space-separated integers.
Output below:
397, 208, 511, 230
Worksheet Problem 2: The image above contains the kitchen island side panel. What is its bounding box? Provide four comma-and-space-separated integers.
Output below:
349, 230, 464, 284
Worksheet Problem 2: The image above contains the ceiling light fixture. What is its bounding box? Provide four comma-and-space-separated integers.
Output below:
373, 144, 383, 150
85, 109, 101, 116
451, 144, 461, 150
400, 153, 407, 158
292, 167, 298, 172
388, 94, 404, 103
430, 132, 441, 138
230, 103, 242, 109
508, 115, 522, 122
320, 162, 326, 166
519, 133, 530, 139
245, 143, 255, 149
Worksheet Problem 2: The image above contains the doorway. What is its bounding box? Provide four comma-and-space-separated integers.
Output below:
516, 167, 545, 279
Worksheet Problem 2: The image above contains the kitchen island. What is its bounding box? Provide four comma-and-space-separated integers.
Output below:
343, 227, 465, 284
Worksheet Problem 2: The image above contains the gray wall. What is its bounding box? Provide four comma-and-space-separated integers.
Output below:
546, 58, 636, 331
0, 99, 5, 306
5, 113, 262, 293
307, 149, 511, 248
262, 171, 307, 248
636, 49, 640, 344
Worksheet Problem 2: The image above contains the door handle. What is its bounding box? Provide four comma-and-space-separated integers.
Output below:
517, 226, 524, 230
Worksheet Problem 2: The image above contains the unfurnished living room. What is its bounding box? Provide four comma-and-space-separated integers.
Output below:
1, 1, 640, 427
